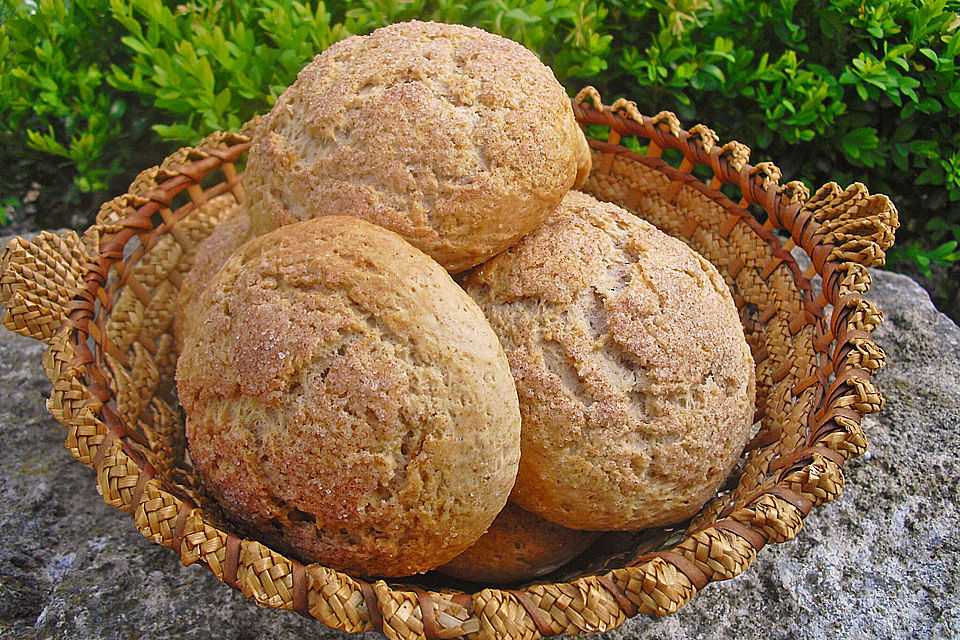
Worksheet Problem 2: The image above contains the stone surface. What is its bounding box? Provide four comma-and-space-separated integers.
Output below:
1, 232, 958, 638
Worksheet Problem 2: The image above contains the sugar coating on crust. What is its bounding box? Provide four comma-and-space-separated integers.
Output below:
464, 191, 755, 531
438, 501, 599, 584
244, 20, 582, 273
174, 206, 251, 352
176, 216, 521, 577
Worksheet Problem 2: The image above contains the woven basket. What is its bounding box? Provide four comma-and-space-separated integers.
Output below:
0, 87, 897, 639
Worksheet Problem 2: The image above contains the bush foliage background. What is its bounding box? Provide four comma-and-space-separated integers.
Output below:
2, 0, 959, 309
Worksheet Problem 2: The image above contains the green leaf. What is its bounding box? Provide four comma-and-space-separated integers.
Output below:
842, 127, 879, 159
152, 122, 199, 142
213, 88, 231, 115
503, 8, 538, 24
920, 47, 939, 63
893, 121, 917, 142
120, 35, 151, 56
917, 166, 945, 185
929, 240, 959, 261
918, 97, 943, 114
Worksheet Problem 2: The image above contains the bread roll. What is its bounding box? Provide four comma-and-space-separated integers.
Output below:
244, 20, 584, 273
464, 191, 755, 530
177, 216, 522, 576
438, 502, 599, 584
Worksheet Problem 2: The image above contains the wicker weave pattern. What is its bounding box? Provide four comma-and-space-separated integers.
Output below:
0, 88, 897, 639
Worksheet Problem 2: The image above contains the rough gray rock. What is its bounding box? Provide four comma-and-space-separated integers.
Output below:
1, 234, 957, 639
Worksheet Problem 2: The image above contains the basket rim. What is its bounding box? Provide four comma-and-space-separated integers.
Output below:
0, 87, 897, 639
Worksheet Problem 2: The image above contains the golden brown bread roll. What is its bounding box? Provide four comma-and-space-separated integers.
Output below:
173, 205, 251, 352
244, 20, 584, 273
176, 215, 522, 577
438, 502, 599, 584
464, 191, 755, 530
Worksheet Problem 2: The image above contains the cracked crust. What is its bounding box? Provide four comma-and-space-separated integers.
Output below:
243, 20, 582, 273
175, 216, 521, 577
464, 191, 755, 530
437, 502, 599, 584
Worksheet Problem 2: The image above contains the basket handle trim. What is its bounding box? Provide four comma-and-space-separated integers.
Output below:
410, 588, 441, 639
595, 574, 638, 618
292, 562, 310, 618
362, 582, 385, 632
172, 500, 193, 554
223, 533, 242, 587
765, 486, 814, 516
510, 589, 554, 637
656, 551, 709, 591
712, 519, 767, 551
809, 407, 865, 450
768, 444, 846, 476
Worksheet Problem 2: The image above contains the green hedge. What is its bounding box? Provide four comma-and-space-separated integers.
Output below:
2, 0, 959, 274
